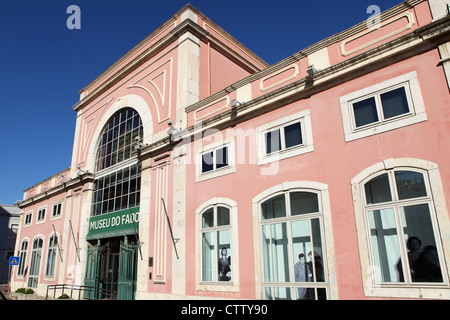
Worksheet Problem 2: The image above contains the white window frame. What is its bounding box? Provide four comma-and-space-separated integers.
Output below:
36, 207, 46, 223
340, 71, 427, 142
195, 198, 240, 293
252, 181, 339, 300
256, 110, 314, 165
24, 211, 33, 226
351, 158, 450, 299
92, 107, 143, 217
51, 202, 62, 219
28, 236, 44, 289
17, 239, 29, 277
196, 137, 236, 182
45, 234, 58, 278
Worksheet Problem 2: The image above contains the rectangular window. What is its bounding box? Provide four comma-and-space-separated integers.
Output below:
37, 208, 46, 222
352, 86, 410, 129
353, 97, 379, 128
92, 163, 141, 216
52, 203, 62, 217
264, 121, 303, 156
257, 110, 313, 165
340, 71, 427, 142
24, 212, 32, 225
201, 146, 229, 174
196, 139, 235, 182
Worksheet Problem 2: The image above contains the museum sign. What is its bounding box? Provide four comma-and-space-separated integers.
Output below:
86, 207, 140, 239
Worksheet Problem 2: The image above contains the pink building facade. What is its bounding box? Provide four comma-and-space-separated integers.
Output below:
11, 1, 450, 300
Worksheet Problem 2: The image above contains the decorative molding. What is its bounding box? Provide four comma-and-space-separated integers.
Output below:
194, 96, 229, 122
77, 98, 114, 166
127, 58, 173, 124
340, 12, 415, 57
259, 64, 299, 92
153, 162, 169, 283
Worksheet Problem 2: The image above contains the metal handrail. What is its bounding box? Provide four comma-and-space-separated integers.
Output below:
46, 284, 116, 300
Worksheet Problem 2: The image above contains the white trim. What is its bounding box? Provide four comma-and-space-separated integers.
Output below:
84, 94, 153, 175
44, 233, 60, 280
195, 136, 236, 182
195, 198, 240, 293
340, 71, 427, 142
36, 206, 47, 225
251, 181, 338, 300
50, 200, 63, 221
259, 64, 299, 92
351, 158, 450, 299
340, 12, 415, 57
24, 211, 33, 227
256, 110, 314, 166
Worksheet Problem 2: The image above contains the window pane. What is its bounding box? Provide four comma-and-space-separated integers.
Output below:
368, 208, 402, 283
265, 129, 281, 154
400, 204, 443, 283
202, 232, 215, 281
290, 192, 319, 216
284, 122, 302, 149
265, 287, 292, 300
271, 223, 290, 282
96, 109, 142, 171
261, 223, 290, 283
353, 97, 378, 127
215, 147, 229, 169
261, 194, 286, 220
264, 287, 273, 300
129, 193, 136, 208
202, 208, 214, 228
365, 173, 392, 205
291, 218, 325, 286
218, 230, 231, 281
311, 219, 325, 282
292, 220, 313, 287
395, 171, 427, 200
217, 206, 230, 226
262, 225, 272, 282
381, 87, 409, 119
202, 151, 214, 173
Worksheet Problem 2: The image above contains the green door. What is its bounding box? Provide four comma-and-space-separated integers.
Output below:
84, 243, 101, 299
117, 241, 138, 300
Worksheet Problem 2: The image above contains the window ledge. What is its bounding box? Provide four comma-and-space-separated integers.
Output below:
258, 145, 314, 166
196, 165, 236, 183
344, 112, 427, 142
364, 286, 450, 299
196, 282, 240, 293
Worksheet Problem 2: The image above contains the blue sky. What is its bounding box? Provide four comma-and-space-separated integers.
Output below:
0, 0, 403, 204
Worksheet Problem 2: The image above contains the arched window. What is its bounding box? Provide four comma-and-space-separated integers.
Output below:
95, 108, 143, 171
259, 190, 328, 300
362, 169, 445, 284
45, 235, 58, 277
201, 205, 232, 283
28, 238, 43, 288
17, 240, 28, 276
92, 108, 142, 216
